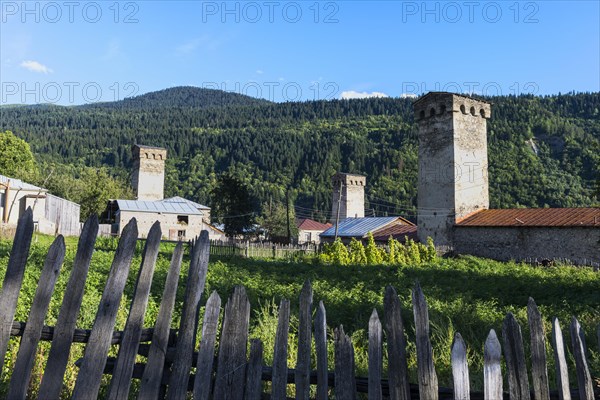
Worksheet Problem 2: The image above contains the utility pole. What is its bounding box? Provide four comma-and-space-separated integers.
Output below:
334, 179, 343, 240
286, 189, 291, 244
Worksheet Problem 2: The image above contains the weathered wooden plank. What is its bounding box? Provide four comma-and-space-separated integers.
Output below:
314, 300, 328, 400
451, 332, 470, 400
138, 241, 185, 399
551, 318, 571, 400
213, 285, 251, 400
384, 285, 411, 400
335, 325, 356, 400
295, 279, 313, 399
166, 230, 210, 400
527, 298, 550, 400
412, 282, 438, 400
71, 218, 138, 400
39, 215, 99, 399
192, 290, 222, 400
107, 221, 161, 399
272, 298, 291, 399
502, 312, 530, 399
368, 309, 382, 400
0, 208, 34, 374
484, 329, 502, 400
7, 235, 65, 400
244, 339, 264, 400
569, 317, 594, 400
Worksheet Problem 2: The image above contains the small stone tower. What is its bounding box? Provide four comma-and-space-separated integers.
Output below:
131, 144, 167, 201
414, 92, 491, 245
330, 172, 366, 223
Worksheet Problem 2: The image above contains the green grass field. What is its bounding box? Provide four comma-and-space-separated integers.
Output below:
0, 234, 598, 397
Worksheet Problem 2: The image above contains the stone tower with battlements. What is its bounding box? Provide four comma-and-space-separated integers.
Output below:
414, 92, 491, 246
330, 172, 366, 223
132, 144, 167, 201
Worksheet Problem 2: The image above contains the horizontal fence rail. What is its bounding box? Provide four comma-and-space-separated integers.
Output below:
0, 211, 598, 399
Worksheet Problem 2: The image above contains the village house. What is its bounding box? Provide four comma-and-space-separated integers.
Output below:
0, 174, 81, 236
101, 145, 225, 241
296, 218, 332, 245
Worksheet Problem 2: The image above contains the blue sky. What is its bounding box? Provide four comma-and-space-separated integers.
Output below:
1, 1, 599, 105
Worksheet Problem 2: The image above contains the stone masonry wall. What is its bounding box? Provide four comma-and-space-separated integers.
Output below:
454, 226, 600, 264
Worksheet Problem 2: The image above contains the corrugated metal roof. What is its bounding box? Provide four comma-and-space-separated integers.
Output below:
163, 196, 210, 210
456, 208, 600, 227
321, 217, 399, 238
297, 218, 332, 231
116, 199, 202, 215
0, 175, 46, 192
372, 225, 418, 242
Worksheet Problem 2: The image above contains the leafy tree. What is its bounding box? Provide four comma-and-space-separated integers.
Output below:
256, 200, 298, 241
0, 130, 36, 180
211, 172, 256, 237
365, 232, 384, 264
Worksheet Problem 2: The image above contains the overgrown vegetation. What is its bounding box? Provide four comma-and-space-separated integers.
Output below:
318, 234, 436, 266
0, 236, 598, 397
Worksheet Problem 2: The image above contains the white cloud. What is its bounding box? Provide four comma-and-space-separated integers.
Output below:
400, 93, 418, 99
256, 69, 264, 74
340, 90, 388, 99
20, 60, 53, 74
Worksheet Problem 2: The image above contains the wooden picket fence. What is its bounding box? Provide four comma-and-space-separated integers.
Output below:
0, 209, 598, 399
210, 239, 319, 259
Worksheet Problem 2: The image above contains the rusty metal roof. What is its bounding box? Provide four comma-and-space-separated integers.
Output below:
372, 224, 418, 242
456, 208, 600, 227
296, 218, 332, 231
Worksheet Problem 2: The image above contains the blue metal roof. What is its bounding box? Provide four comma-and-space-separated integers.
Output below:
163, 196, 210, 210
320, 217, 400, 238
0, 175, 46, 191
116, 199, 202, 215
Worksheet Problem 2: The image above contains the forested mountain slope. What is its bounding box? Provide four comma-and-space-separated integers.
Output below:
1, 88, 598, 222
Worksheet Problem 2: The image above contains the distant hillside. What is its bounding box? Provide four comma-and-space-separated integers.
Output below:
1, 90, 598, 222
78, 86, 271, 110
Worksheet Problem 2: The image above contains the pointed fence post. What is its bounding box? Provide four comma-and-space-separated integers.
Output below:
193, 290, 222, 400
7, 236, 65, 400
272, 299, 291, 399
167, 230, 211, 400
368, 309, 382, 400
570, 317, 594, 400
244, 339, 264, 400
108, 222, 162, 400
213, 285, 251, 400
295, 280, 313, 399
551, 318, 571, 400
484, 329, 502, 400
451, 332, 470, 400
139, 241, 185, 399
412, 282, 438, 400
72, 218, 138, 400
384, 286, 411, 400
527, 298, 550, 400
335, 325, 356, 400
39, 215, 98, 399
502, 312, 530, 399
314, 300, 328, 400
0, 208, 34, 375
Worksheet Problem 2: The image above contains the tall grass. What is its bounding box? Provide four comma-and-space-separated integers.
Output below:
0, 236, 598, 397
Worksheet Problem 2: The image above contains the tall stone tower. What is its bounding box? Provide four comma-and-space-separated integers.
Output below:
131, 144, 167, 201
414, 92, 491, 245
330, 172, 366, 224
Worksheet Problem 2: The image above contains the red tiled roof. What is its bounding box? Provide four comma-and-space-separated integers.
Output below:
456, 208, 600, 227
297, 218, 332, 231
372, 224, 418, 242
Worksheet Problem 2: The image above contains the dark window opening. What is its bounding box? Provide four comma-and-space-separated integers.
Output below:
177, 215, 189, 225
